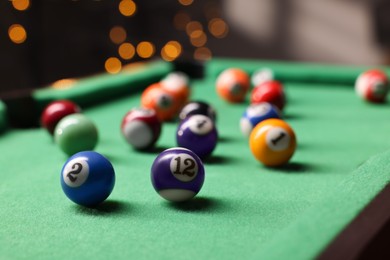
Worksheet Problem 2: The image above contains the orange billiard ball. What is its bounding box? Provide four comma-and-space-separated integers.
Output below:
160, 72, 191, 107
216, 68, 250, 103
141, 83, 181, 121
249, 118, 296, 167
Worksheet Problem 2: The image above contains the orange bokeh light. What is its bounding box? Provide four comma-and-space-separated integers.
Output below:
105, 57, 122, 74
109, 26, 127, 44
194, 47, 212, 61
178, 0, 193, 6
119, 43, 135, 60
8, 24, 27, 44
12, 0, 30, 11
161, 41, 182, 61
119, 0, 136, 17
137, 41, 155, 58
208, 18, 229, 38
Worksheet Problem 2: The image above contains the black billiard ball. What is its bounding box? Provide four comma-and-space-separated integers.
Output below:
179, 101, 217, 122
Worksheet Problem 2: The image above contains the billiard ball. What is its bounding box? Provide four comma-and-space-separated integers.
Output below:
251, 80, 286, 111
54, 114, 98, 155
121, 108, 161, 150
160, 72, 190, 106
41, 100, 81, 135
141, 83, 181, 121
251, 68, 274, 86
216, 68, 250, 103
151, 147, 205, 202
179, 100, 217, 122
61, 151, 115, 207
240, 102, 281, 136
355, 69, 389, 103
249, 118, 296, 167
177, 114, 218, 159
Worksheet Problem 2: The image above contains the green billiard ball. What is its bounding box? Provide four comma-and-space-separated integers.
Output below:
54, 114, 98, 155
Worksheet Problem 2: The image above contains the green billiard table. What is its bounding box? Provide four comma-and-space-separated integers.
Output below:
0, 59, 389, 259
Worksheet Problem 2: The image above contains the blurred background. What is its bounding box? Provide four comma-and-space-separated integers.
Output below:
1, 0, 390, 93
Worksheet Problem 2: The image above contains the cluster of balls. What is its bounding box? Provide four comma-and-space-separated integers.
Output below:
41, 100, 107, 207
123, 72, 219, 202
216, 68, 296, 167
44, 68, 388, 208
41, 72, 219, 207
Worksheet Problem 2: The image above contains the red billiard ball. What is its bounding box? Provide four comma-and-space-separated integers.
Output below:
141, 83, 181, 121
355, 69, 389, 103
121, 108, 162, 150
251, 80, 286, 111
216, 68, 250, 103
41, 100, 81, 135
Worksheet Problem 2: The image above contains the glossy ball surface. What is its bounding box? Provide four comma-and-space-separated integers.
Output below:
240, 102, 281, 136
177, 115, 218, 159
160, 72, 190, 107
141, 83, 181, 121
249, 118, 296, 167
41, 100, 81, 135
251, 68, 274, 86
54, 114, 98, 156
61, 151, 115, 207
179, 100, 217, 122
251, 80, 286, 111
151, 147, 205, 202
121, 108, 161, 150
216, 68, 250, 103
355, 69, 389, 103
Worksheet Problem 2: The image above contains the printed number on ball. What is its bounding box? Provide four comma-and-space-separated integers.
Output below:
170, 154, 198, 182
188, 115, 213, 135
265, 127, 291, 151
62, 157, 89, 187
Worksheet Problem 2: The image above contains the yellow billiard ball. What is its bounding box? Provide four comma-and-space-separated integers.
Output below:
249, 118, 296, 166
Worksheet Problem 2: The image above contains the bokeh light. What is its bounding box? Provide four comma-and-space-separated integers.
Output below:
8, 24, 27, 44
161, 41, 182, 61
109, 26, 127, 44
137, 41, 155, 58
173, 11, 191, 31
119, 43, 135, 60
51, 79, 77, 90
178, 0, 193, 6
186, 21, 203, 36
12, 0, 30, 11
194, 47, 212, 60
208, 18, 229, 38
119, 0, 136, 17
105, 57, 122, 74
190, 30, 207, 47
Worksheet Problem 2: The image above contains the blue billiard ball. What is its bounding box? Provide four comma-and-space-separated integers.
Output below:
176, 114, 218, 159
60, 151, 115, 207
151, 147, 205, 202
240, 102, 281, 136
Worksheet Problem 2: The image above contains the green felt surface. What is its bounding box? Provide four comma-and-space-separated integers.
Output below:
207, 58, 390, 85
1, 60, 390, 259
0, 100, 7, 132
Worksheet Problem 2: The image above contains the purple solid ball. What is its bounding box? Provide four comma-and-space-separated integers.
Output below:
176, 114, 218, 159
151, 147, 205, 202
